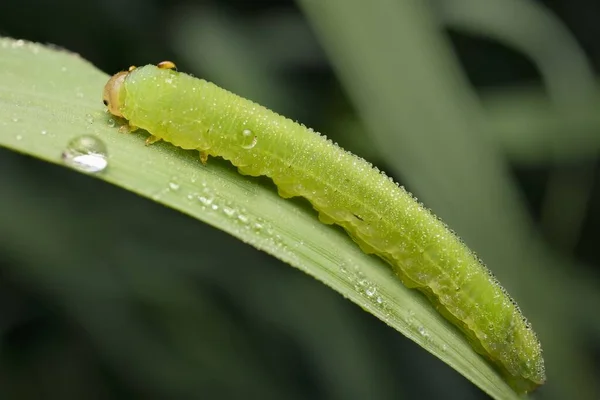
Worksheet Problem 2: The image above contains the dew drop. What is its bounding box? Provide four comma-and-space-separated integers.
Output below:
107, 118, 116, 128
40, 130, 48, 135
240, 129, 257, 149
417, 326, 429, 338
198, 195, 213, 207
252, 220, 264, 232
15, 135, 22, 141
61, 135, 108, 174
168, 181, 180, 191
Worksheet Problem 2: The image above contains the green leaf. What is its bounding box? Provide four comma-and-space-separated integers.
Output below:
0, 37, 519, 399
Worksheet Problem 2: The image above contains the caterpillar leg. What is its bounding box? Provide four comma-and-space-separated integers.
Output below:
200, 151, 209, 165
145, 135, 162, 146
118, 122, 139, 134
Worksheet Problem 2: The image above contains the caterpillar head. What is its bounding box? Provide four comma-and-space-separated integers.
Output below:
103, 62, 176, 118
102, 70, 129, 118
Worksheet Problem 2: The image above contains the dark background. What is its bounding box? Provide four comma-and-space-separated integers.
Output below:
0, 0, 599, 399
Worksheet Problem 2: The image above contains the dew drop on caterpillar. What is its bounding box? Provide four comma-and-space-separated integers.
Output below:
103, 61, 546, 393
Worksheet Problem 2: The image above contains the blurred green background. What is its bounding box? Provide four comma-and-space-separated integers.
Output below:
0, 0, 599, 399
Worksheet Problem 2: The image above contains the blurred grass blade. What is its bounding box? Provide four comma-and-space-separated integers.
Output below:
481, 86, 600, 163
0, 38, 519, 399
432, 0, 599, 257
433, 0, 597, 105
167, 4, 291, 112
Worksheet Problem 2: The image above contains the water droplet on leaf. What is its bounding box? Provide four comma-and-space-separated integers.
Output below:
61, 135, 108, 173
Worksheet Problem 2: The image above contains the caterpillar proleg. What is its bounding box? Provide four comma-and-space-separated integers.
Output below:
103, 62, 545, 393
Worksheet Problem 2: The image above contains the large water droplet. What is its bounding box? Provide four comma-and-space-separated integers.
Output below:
61, 135, 108, 173
240, 129, 257, 149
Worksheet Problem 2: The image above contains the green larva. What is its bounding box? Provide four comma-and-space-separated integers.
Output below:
103, 62, 545, 393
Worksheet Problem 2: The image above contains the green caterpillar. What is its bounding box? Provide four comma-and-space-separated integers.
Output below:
103, 61, 545, 393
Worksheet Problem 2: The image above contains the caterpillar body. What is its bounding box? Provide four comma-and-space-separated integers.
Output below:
103, 62, 545, 393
